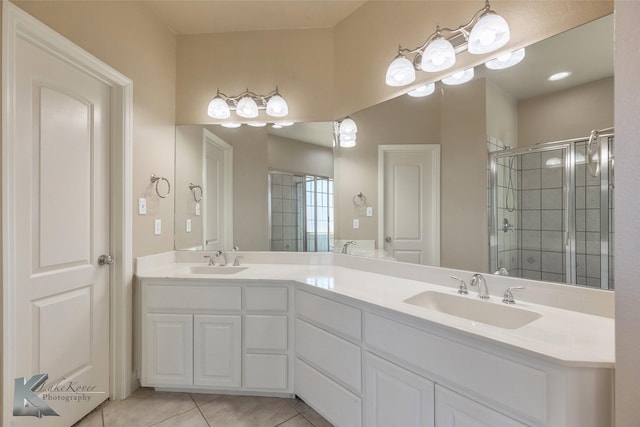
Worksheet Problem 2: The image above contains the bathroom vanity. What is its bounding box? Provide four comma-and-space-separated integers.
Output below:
136, 252, 614, 427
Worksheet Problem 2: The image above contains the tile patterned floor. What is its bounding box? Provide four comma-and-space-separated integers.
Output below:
73, 388, 333, 427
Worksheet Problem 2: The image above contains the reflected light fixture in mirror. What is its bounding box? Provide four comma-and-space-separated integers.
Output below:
548, 71, 572, 81
485, 48, 526, 70
407, 82, 436, 97
385, 0, 509, 87
335, 117, 358, 148
442, 68, 475, 85
207, 87, 289, 120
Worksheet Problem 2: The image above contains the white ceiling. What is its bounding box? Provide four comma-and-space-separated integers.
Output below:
144, 0, 367, 35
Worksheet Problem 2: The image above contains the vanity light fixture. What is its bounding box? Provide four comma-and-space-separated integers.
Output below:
334, 117, 358, 148
485, 48, 525, 70
548, 71, 572, 81
407, 82, 436, 97
384, 0, 510, 87
442, 68, 475, 85
247, 122, 267, 127
207, 87, 289, 120
220, 122, 242, 128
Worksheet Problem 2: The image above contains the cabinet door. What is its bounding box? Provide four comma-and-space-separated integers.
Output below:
365, 353, 435, 427
143, 313, 193, 386
435, 385, 526, 427
194, 315, 241, 388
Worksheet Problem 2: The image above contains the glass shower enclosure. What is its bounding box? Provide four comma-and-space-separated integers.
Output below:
489, 132, 614, 290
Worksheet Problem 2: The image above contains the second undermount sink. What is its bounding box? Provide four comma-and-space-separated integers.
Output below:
189, 266, 248, 275
403, 291, 542, 329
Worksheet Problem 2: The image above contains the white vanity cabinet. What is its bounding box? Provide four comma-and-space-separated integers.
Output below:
139, 279, 292, 394
294, 289, 363, 427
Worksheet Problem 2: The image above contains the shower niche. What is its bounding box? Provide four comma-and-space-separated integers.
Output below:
489, 132, 614, 290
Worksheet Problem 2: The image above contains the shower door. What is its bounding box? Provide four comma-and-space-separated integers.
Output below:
489, 136, 614, 289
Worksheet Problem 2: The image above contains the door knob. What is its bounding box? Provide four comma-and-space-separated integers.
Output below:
385, 236, 392, 243
98, 254, 114, 265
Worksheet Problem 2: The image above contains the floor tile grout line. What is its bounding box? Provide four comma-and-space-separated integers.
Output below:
143, 397, 200, 427
274, 413, 301, 427
190, 393, 212, 427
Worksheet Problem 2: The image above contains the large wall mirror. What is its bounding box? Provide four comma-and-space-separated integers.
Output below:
174, 14, 613, 290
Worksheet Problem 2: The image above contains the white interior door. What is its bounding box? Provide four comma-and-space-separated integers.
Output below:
203, 129, 233, 251
380, 145, 440, 266
10, 27, 111, 426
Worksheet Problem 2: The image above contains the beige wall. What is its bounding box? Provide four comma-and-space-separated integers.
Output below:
486, 80, 518, 148
615, 1, 640, 424
176, 28, 335, 124
13, 0, 178, 258
518, 77, 614, 147
268, 135, 334, 178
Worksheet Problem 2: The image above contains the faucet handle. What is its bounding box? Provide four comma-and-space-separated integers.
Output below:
450, 275, 468, 295
502, 286, 525, 304
232, 256, 242, 267
203, 255, 215, 266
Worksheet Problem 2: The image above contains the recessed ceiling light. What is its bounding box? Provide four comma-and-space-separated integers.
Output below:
220, 123, 241, 128
407, 83, 436, 97
548, 71, 572, 81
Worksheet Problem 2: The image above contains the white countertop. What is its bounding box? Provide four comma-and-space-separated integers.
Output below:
137, 253, 615, 369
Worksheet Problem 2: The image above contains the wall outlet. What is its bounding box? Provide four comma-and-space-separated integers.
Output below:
366, 206, 373, 217
138, 198, 147, 215
154, 219, 162, 235
186, 219, 192, 233
195, 202, 201, 216
353, 218, 360, 229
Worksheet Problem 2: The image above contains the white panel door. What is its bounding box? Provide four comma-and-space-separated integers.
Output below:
143, 314, 193, 386
435, 386, 526, 427
194, 315, 241, 388
365, 353, 435, 427
203, 129, 233, 251
382, 145, 440, 266
12, 32, 111, 426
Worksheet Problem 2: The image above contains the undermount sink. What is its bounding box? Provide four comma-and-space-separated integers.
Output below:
403, 291, 542, 329
189, 266, 248, 275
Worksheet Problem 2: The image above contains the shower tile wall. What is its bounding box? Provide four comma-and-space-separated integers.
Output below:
519, 151, 566, 282
271, 173, 303, 252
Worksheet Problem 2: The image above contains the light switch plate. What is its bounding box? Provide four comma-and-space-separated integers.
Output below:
154, 219, 161, 235
366, 206, 373, 217
195, 202, 201, 216
353, 218, 360, 229
138, 198, 147, 215
186, 219, 192, 233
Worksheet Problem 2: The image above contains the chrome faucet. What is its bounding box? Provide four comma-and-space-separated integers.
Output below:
215, 250, 227, 266
203, 255, 215, 266
470, 273, 490, 299
502, 286, 525, 304
342, 241, 357, 254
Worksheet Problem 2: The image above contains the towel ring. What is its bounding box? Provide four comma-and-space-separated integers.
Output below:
353, 192, 367, 207
189, 183, 203, 202
150, 174, 171, 198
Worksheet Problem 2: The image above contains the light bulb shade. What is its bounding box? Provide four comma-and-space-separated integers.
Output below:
407, 82, 436, 97
236, 96, 259, 118
247, 122, 267, 127
385, 55, 416, 87
545, 157, 562, 167
220, 122, 241, 128
421, 37, 456, 72
339, 133, 357, 148
266, 95, 289, 117
485, 48, 525, 70
207, 96, 231, 119
339, 117, 358, 136
442, 68, 475, 85
468, 12, 510, 54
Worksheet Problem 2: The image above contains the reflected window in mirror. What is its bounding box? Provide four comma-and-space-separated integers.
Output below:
270, 171, 334, 252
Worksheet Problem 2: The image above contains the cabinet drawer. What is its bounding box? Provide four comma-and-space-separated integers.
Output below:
245, 315, 288, 352
295, 318, 361, 393
145, 284, 241, 311
365, 312, 546, 425
295, 358, 362, 427
245, 286, 288, 312
244, 354, 288, 391
295, 290, 361, 341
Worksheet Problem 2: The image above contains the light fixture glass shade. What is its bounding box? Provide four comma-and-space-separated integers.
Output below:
485, 48, 525, 70
468, 12, 510, 54
247, 122, 267, 127
236, 96, 259, 118
407, 82, 436, 97
277, 121, 294, 127
220, 122, 241, 128
339, 133, 357, 148
385, 55, 416, 87
207, 96, 231, 119
339, 117, 358, 136
421, 37, 456, 72
442, 68, 475, 85
266, 95, 289, 117
545, 157, 562, 167
548, 71, 572, 81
